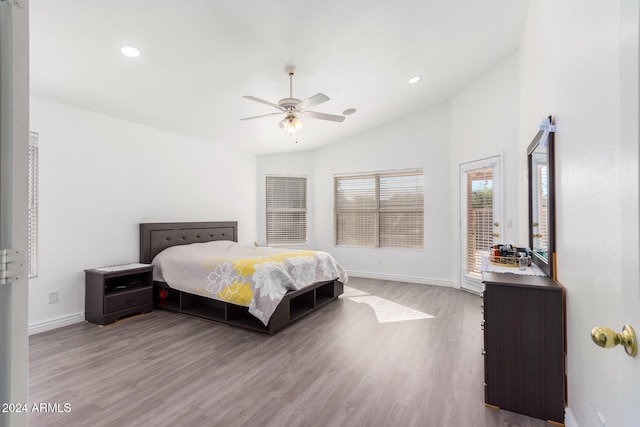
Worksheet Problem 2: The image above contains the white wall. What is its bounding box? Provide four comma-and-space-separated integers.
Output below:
258, 104, 454, 286
519, 2, 627, 426
449, 53, 521, 285
28, 4, 637, 423
257, 54, 521, 288
29, 97, 257, 332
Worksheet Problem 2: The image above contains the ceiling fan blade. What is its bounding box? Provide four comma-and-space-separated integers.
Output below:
243, 96, 283, 111
240, 112, 284, 121
302, 110, 346, 122
297, 93, 330, 110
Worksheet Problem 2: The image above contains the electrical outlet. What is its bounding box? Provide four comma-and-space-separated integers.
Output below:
48, 291, 58, 304
597, 411, 606, 427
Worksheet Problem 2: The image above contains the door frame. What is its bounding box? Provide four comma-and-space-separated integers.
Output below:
0, 1, 30, 426
459, 155, 502, 294
619, 1, 640, 425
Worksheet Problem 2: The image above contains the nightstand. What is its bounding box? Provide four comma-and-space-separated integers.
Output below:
85, 263, 153, 325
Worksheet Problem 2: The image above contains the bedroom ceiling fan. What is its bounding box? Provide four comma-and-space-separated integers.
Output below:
241, 66, 345, 134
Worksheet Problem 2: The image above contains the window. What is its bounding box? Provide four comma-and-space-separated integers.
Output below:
266, 175, 307, 245
28, 132, 39, 278
535, 162, 549, 252
465, 169, 493, 275
334, 169, 424, 249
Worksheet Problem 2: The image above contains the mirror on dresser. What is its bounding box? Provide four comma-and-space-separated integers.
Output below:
528, 116, 556, 278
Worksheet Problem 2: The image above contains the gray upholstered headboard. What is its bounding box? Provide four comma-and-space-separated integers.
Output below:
139, 221, 238, 263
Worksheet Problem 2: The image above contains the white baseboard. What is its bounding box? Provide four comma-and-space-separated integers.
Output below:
29, 312, 85, 335
26, 273, 455, 334
346, 270, 455, 288
564, 407, 576, 427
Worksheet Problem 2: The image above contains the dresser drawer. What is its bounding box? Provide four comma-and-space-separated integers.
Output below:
104, 286, 152, 314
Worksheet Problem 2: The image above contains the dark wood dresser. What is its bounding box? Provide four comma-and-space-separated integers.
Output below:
482, 272, 566, 424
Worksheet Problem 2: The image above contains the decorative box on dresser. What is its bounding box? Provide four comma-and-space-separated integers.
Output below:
482, 272, 566, 425
85, 264, 153, 325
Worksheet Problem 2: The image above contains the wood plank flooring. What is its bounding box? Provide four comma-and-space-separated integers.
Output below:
28, 278, 552, 427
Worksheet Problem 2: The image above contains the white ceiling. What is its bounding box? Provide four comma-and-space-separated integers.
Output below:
29, 0, 530, 155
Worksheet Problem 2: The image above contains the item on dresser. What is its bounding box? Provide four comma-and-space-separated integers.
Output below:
489, 244, 532, 267
140, 222, 347, 334
85, 264, 153, 325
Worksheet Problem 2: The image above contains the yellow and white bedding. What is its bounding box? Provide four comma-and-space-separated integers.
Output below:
152, 240, 348, 325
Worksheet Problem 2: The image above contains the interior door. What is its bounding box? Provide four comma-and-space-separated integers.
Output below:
460, 156, 502, 294
0, 1, 29, 426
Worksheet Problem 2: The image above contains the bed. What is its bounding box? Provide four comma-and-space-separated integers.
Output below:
139, 221, 346, 333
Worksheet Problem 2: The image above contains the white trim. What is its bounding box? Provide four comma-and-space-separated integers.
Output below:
265, 173, 306, 178
460, 274, 484, 295
459, 155, 501, 173
1, 1, 30, 422
333, 167, 423, 178
459, 155, 502, 293
347, 270, 455, 287
28, 312, 85, 335
563, 407, 576, 427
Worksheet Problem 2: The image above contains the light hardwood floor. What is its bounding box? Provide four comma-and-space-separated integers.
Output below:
29, 278, 552, 427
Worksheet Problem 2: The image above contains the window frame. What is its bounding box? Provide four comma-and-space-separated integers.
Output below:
459, 155, 502, 294
265, 175, 308, 246
334, 168, 424, 250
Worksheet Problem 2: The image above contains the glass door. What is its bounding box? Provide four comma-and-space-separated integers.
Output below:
460, 157, 501, 293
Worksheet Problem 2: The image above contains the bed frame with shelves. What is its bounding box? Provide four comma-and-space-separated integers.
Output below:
140, 221, 344, 334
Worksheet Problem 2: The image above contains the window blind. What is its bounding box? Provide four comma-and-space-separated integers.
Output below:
266, 175, 307, 245
465, 169, 493, 274
28, 132, 39, 278
537, 164, 549, 250
334, 169, 424, 249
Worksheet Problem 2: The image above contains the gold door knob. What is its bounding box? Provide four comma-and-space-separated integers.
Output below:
493, 233, 500, 237
591, 325, 637, 357
533, 233, 542, 238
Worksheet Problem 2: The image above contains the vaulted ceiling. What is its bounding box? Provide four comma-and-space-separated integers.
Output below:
29, 0, 530, 154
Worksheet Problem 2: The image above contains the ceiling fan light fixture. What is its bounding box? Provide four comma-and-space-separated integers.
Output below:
292, 116, 303, 130
241, 67, 344, 134
278, 115, 303, 133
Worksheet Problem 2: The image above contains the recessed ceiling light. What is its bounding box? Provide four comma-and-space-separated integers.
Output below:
343, 108, 357, 116
409, 76, 421, 84
120, 46, 141, 58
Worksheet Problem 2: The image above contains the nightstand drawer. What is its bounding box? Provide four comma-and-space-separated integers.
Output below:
104, 286, 152, 314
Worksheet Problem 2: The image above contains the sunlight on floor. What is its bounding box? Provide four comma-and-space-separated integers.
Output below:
342, 286, 434, 323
